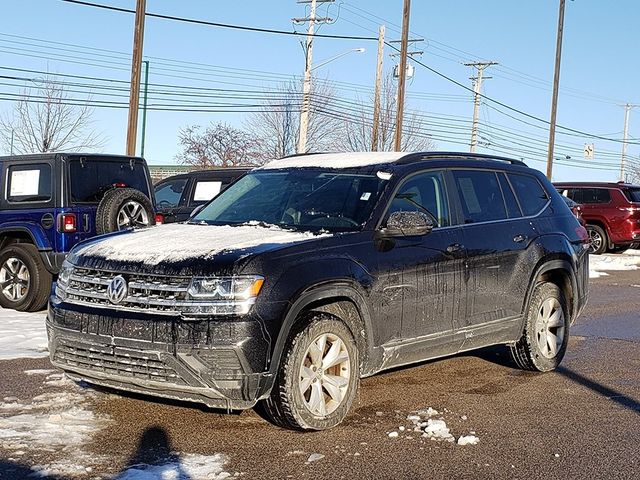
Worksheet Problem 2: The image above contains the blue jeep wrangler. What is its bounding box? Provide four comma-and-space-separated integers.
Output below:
0, 153, 156, 312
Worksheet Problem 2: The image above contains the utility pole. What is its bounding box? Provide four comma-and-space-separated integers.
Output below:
295, 0, 334, 154
394, 0, 411, 152
465, 61, 497, 153
621, 103, 638, 182
140, 60, 150, 158
545, 0, 566, 180
371, 25, 385, 152
126, 0, 146, 156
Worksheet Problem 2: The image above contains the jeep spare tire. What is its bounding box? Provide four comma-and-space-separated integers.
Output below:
96, 188, 155, 234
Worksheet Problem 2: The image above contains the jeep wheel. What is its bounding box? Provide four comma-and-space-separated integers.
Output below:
586, 225, 607, 255
510, 282, 569, 372
261, 315, 359, 430
96, 188, 155, 234
0, 244, 52, 312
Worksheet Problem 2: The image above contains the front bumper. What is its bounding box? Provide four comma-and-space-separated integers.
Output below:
47, 299, 273, 410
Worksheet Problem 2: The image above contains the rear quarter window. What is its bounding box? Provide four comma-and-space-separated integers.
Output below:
622, 188, 640, 203
507, 173, 549, 216
6, 163, 52, 203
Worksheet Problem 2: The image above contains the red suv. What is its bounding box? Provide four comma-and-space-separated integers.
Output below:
554, 182, 640, 254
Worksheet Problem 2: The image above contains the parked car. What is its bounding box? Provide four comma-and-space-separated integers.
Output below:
561, 196, 585, 226
48, 152, 589, 430
154, 167, 251, 223
0, 153, 157, 312
554, 182, 640, 254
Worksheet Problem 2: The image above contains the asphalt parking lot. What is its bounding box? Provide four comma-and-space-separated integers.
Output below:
0, 267, 638, 480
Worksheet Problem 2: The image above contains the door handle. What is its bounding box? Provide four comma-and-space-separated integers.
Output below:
446, 243, 463, 253
513, 234, 527, 243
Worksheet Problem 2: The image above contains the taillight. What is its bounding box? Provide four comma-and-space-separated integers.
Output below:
114, 182, 127, 188
154, 213, 164, 225
58, 213, 77, 233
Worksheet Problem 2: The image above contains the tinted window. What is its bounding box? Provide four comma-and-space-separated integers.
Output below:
388, 171, 450, 227
507, 173, 549, 216
69, 159, 149, 203
622, 188, 640, 203
154, 178, 187, 208
579, 188, 611, 204
498, 173, 522, 218
193, 169, 386, 232
453, 170, 507, 223
6, 163, 52, 203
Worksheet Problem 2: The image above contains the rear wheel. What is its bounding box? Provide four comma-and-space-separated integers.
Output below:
586, 225, 607, 255
261, 315, 359, 430
0, 244, 51, 312
510, 282, 569, 372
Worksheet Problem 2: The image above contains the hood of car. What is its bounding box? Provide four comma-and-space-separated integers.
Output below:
68, 223, 329, 275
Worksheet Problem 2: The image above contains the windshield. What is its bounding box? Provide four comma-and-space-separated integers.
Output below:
192, 169, 387, 232
623, 188, 640, 203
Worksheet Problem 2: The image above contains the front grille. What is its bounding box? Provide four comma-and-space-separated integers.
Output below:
64, 267, 192, 314
54, 339, 186, 385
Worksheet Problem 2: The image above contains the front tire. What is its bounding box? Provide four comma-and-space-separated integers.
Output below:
261, 315, 359, 430
0, 244, 51, 312
510, 282, 569, 372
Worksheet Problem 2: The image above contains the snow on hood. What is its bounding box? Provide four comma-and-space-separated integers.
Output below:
260, 152, 407, 170
73, 223, 328, 265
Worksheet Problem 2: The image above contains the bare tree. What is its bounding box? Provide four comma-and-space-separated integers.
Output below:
176, 122, 263, 168
0, 76, 105, 154
331, 75, 435, 152
246, 80, 341, 162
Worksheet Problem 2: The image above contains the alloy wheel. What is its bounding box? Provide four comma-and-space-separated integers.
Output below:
117, 200, 150, 229
534, 297, 565, 359
299, 333, 351, 416
588, 228, 603, 253
0, 257, 30, 302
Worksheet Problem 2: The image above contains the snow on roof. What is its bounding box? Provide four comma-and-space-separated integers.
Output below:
73, 223, 326, 265
260, 152, 408, 170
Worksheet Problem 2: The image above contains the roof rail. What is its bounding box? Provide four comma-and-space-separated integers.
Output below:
428, 152, 527, 167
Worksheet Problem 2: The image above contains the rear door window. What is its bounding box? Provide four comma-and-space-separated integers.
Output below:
498, 173, 522, 218
6, 163, 52, 203
507, 173, 549, 216
68, 159, 149, 204
154, 178, 188, 208
579, 188, 611, 204
453, 170, 507, 223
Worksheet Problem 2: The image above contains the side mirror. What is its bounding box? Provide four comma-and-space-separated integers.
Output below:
383, 211, 434, 237
190, 204, 205, 219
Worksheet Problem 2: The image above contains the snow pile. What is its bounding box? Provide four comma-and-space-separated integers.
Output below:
74, 223, 327, 265
0, 308, 48, 360
260, 151, 405, 170
389, 407, 480, 446
589, 252, 640, 278
115, 453, 232, 480
0, 378, 109, 477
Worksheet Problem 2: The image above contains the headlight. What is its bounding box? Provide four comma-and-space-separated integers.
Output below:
54, 261, 74, 300
186, 276, 264, 315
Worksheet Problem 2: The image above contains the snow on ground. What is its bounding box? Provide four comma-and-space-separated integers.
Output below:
0, 308, 48, 360
388, 407, 479, 446
114, 453, 232, 480
589, 250, 640, 278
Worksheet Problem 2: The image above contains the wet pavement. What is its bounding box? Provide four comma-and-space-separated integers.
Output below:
1, 269, 639, 479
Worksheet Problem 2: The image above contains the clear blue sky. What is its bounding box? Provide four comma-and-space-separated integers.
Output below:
1, 0, 639, 182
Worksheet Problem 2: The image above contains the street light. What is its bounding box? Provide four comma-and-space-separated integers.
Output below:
297, 47, 365, 153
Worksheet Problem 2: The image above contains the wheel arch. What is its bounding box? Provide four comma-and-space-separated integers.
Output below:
0, 226, 50, 250
524, 258, 578, 326
267, 281, 376, 383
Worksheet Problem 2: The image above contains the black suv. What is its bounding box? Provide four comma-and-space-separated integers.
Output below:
48, 152, 589, 430
154, 167, 250, 224
0, 153, 156, 312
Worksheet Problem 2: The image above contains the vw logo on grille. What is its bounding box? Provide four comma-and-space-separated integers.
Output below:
107, 275, 128, 305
